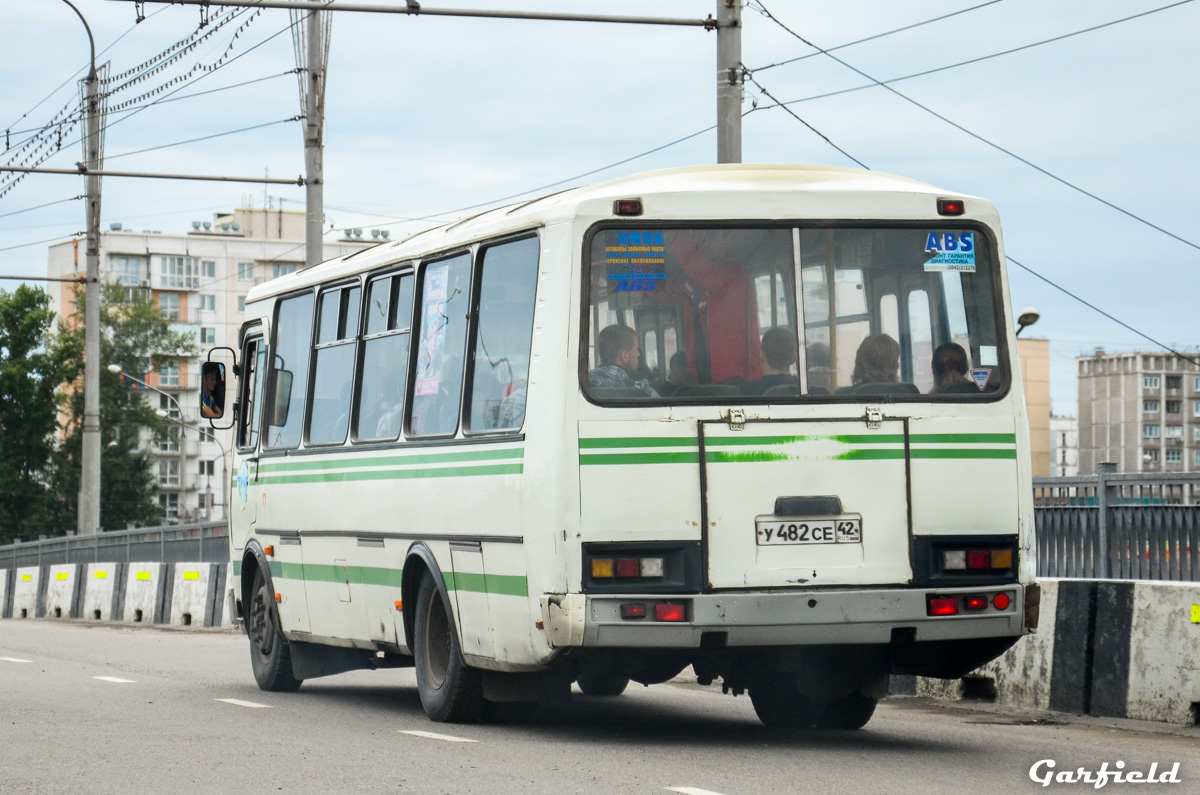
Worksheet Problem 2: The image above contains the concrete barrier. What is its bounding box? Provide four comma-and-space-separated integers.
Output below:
167, 562, 221, 627
1125, 581, 1200, 724
12, 566, 42, 619
82, 563, 123, 622
0, 568, 10, 619
123, 562, 168, 624
214, 563, 236, 628
43, 564, 82, 620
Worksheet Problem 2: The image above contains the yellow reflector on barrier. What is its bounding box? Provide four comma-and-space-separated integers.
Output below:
56, 572, 69, 580
183, 571, 199, 581
94, 571, 107, 579
136, 571, 151, 581
1192, 605, 1200, 623
21, 574, 32, 581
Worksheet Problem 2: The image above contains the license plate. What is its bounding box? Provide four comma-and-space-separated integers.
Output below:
755, 515, 862, 546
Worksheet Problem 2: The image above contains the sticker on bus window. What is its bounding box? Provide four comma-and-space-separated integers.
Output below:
970, 368, 992, 390
606, 230, 666, 292
923, 232, 976, 273
979, 345, 998, 366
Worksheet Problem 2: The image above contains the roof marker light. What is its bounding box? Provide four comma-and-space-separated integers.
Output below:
613, 199, 643, 216
937, 198, 965, 216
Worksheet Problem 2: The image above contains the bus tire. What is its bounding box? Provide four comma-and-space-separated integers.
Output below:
248, 566, 302, 693
749, 686, 821, 729
413, 573, 485, 723
815, 691, 876, 730
576, 672, 630, 697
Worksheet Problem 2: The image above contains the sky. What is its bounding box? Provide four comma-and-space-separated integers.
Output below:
2, 0, 1197, 416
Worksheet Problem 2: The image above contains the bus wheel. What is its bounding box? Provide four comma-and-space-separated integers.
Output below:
413, 573, 485, 723
815, 691, 877, 730
576, 672, 630, 696
749, 686, 821, 729
248, 566, 302, 692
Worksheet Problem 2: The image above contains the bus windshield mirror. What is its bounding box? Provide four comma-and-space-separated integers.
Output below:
200, 361, 226, 419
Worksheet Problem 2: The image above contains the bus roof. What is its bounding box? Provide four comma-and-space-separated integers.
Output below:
248, 164, 992, 303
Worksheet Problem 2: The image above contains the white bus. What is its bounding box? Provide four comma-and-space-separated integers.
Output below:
205, 164, 1039, 730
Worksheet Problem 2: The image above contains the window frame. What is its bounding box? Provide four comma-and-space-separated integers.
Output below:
578, 219, 1011, 406
236, 325, 266, 453
304, 278, 363, 447
352, 263, 416, 445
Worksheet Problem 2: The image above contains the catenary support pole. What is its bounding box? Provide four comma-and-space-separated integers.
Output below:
716, 0, 742, 164
304, 8, 324, 269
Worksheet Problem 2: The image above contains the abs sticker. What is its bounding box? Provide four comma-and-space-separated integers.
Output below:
924, 232, 976, 273
970, 368, 992, 391
606, 230, 666, 292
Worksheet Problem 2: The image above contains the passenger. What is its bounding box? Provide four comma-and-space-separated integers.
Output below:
588, 325, 659, 397
851, 333, 900, 387
659, 352, 693, 396
931, 342, 974, 393
750, 327, 799, 395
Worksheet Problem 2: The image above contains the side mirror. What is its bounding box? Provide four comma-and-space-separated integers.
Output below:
272, 369, 294, 426
200, 361, 226, 419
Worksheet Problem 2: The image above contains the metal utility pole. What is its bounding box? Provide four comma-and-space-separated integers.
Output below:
716, 0, 743, 164
295, 8, 330, 269
62, 0, 102, 535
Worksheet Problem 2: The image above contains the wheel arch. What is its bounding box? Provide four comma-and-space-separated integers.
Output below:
401, 542, 454, 652
241, 539, 274, 626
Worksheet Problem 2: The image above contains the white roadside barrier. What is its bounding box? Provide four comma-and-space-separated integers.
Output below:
168, 562, 220, 627
44, 563, 81, 620
12, 566, 41, 619
82, 563, 123, 621
123, 562, 168, 624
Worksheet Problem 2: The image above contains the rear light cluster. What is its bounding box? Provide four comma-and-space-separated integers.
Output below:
620, 602, 686, 621
927, 592, 1013, 617
941, 548, 1012, 571
590, 556, 664, 579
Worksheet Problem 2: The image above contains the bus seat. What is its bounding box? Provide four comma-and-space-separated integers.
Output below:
672, 384, 740, 398
764, 384, 801, 397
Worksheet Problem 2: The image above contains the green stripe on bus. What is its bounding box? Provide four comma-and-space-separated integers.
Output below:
443, 571, 529, 597
584, 433, 1014, 449
266, 561, 526, 597
579, 452, 700, 465
259, 447, 524, 474
911, 448, 1017, 459
232, 560, 242, 576
257, 463, 524, 485
707, 451, 790, 463
909, 433, 1016, 444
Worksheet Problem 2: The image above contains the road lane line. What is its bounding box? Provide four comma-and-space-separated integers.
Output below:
0, 657, 32, 663
216, 698, 271, 709
93, 676, 135, 683
666, 788, 728, 795
399, 730, 478, 743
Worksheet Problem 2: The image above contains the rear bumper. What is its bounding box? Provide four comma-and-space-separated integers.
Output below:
541, 585, 1027, 649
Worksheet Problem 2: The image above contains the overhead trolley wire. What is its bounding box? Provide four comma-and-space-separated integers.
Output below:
749, 0, 1200, 254
752, 0, 1008, 73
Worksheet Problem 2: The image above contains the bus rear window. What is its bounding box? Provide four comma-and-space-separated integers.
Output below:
583, 226, 1006, 402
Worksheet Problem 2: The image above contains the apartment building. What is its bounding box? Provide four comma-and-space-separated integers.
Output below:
1077, 349, 1200, 475
1049, 414, 1079, 477
1017, 338, 1051, 477
47, 207, 373, 523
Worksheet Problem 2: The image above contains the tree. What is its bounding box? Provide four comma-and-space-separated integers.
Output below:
0, 285, 73, 544
41, 282, 197, 533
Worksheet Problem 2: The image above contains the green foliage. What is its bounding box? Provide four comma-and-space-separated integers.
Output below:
0, 285, 73, 544
4, 282, 199, 540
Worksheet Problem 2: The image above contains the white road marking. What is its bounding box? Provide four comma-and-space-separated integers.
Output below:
399, 730, 478, 743
93, 676, 135, 683
216, 698, 271, 709
0, 657, 32, 663
665, 788, 728, 795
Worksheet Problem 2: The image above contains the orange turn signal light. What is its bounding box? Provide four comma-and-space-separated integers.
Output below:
274, 592, 282, 603
394, 600, 403, 611
264, 545, 274, 557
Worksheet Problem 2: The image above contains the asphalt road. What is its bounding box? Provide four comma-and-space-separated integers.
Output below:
1, 620, 1197, 795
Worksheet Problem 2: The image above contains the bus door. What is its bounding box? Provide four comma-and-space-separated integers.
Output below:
701, 416, 912, 590
235, 329, 267, 533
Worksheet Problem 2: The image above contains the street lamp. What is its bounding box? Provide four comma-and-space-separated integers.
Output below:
108, 364, 188, 522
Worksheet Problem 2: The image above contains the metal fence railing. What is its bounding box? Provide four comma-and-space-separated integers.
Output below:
3, 471, 1199, 583
1034, 467, 1200, 582
0, 522, 228, 571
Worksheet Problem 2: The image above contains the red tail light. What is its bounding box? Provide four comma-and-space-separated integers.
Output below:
964, 595, 988, 611
993, 593, 1012, 610
655, 603, 686, 622
620, 603, 647, 619
928, 596, 959, 616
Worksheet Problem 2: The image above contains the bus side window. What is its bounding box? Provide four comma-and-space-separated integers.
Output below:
238, 337, 266, 451
467, 237, 539, 432
410, 253, 472, 437
356, 272, 414, 442
266, 292, 315, 450
308, 283, 361, 445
